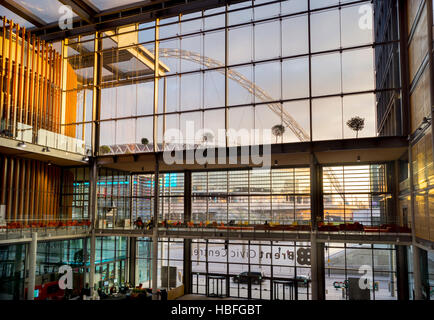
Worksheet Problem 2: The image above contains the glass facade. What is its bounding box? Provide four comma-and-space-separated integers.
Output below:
136, 238, 183, 289
192, 168, 310, 225
324, 243, 397, 300
58, 0, 402, 156
1, 0, 434, 303
192, 239, 312, 300
0, 244, 26, 300
323, 164, 394, 226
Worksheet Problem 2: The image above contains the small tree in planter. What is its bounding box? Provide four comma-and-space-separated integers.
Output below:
271, 124, 285, 143
99, 145, 111, 154
346, 116, 365, 139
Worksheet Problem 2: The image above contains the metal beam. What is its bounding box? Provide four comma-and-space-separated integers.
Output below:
31, 0, 239, 41
0, 0, 46, 27
94, 227, 413, 245
58, 0, 97, 23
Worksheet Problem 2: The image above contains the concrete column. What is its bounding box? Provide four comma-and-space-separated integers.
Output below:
27, 232, 37, 300
310, 232, 319, 300
412, 245, 423, 300
396, 245, 409, 300
310, 153, 325, 300
128, 237, 137, 286
183, 239, 192, 294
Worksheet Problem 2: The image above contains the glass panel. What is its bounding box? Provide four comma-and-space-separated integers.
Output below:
15, 0, 77, 23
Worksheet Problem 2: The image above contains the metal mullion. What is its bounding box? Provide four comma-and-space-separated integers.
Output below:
307, 1, 312, 141
224, 4, 229, 147
270, 168, 273, 223
248, 169, 250, 224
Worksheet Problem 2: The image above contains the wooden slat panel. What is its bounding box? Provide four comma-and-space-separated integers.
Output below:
23, 32, 30, 125
24, 159, 31, 224
11, 158, 19, 221
34, 38, 40, 138
11, 24, 19, 136
5, 158, 14, 220
34, 161, 40, 222
0, 155, 7, 205
17, 158, 25, 222
0, 17, 6, 126
29, 35, 36, 133
17, 27, 25, 130
41, 41, 47, 131
48, 165, 53, 223
5, 20, 13, 133
38, 41, 44, 132
48, 46, 54, 132
29, 160, 36, 223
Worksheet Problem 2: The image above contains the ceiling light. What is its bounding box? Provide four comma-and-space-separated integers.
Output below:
42, 147, 50, 152
357, 155, 361, 163
17, 141, 26, 148
83, 156, 90, 162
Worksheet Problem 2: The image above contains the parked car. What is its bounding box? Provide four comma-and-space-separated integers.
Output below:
295, 275, 310, 287
233, 271, 264, 284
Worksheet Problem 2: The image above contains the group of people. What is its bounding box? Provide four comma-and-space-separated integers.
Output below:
133, 217, 154, 230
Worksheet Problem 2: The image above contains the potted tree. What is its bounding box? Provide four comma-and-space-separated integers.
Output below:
99, 145, 111, 154
271, 124, 285, 143
346, 116, 365, 138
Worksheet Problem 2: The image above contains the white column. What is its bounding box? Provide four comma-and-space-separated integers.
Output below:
27, 232, 37, 300
310, 232, 319, 300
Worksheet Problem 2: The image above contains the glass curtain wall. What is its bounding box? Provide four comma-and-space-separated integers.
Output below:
191, 239, 312, 300
60, 0, 401, 156
61, 166, 90, 223
0, 243, 26, 300
324, 243, 398, 300
323, 164, 393, 226
136, 237, 184, 289
94, 236, 128, 292
192, 168, 310, 225
97, 168, 131, 228
97, 171, 185, 228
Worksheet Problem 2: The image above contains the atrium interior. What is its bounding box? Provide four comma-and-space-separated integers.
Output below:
0, 0, 433, 301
